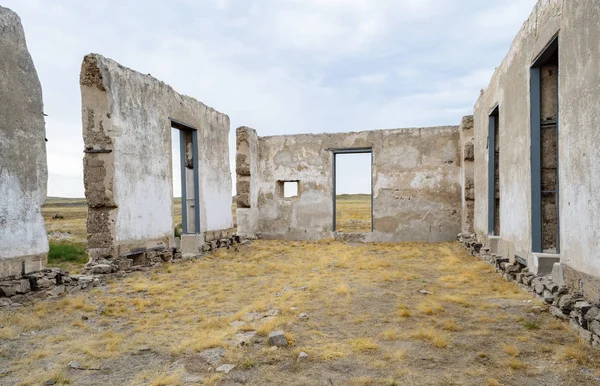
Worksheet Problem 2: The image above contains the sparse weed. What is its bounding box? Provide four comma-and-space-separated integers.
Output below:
523, 320, 540, 330
502, 344, 520, 357
410, 327, 449, 348
349, 338, 379, 352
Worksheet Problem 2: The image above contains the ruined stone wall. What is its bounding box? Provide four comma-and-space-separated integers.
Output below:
236, 127, 259, 238
0, 7, 49, 279
473, 0, 600, 301
459, 116, 474, 234
237, 126, 461, 242
81, 54, 233, 269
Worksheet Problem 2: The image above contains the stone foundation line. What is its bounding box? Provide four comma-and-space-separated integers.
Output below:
458, 234, 600, 347
0, 235, 245, 308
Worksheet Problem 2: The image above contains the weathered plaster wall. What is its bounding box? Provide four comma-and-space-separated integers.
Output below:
459, 116, 474, 234
473, 0, 600, 301
238, 127, 461, 242
81, 54, 233, 267
473, 0, 560, 263
0, 7, 49, 278
559, 0, 600, 300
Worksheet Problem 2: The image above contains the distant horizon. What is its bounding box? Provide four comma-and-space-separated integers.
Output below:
45, 193, 373, 201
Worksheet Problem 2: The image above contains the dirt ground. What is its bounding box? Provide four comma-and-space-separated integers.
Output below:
1, 240, 599, 385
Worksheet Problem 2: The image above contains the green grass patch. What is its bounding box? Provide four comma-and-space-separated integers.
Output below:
523, 320, 540, 330
48, 242, 88, 272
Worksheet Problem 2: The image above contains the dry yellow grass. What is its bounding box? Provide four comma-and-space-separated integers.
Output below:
417, 299, 445, 315
335, 194, 371, 232
409, 327, 449, 348
503, 344, 521, 357
558, 342, 590, 364
506, 358, 527, 370
349, 338, 379, 352
0, 238, 599, 385
441, 319, 461, 331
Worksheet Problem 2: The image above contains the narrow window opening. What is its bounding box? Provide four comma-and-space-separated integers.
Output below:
531, 37, 559, 253
333, 151, 372, 233
488, 107, 500, 236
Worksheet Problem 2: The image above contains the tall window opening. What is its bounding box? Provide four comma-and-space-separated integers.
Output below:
333, 150, 372, 233
488, 107, 500, 236
531, 37, 559, 253
171, 119, 200, 235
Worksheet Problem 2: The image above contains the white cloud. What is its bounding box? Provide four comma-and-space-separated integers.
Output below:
1, 0, 538, 197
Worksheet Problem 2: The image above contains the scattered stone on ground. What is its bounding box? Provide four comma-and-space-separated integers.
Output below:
198, 348, 225, 367
68, 361, 81, 370
230, 331, 258, 347
268, 330, 288, 347
297, 352, 309, 362
216, 364, 235, 374
298, 313, 309, 320
242, 312, 263, 322
419, 290, 432, 295
230, 320, 246, 329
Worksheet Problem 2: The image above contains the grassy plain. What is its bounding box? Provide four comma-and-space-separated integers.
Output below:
42, 195, 369, 271
1, 239, 599, 385
335, 194, 371, 233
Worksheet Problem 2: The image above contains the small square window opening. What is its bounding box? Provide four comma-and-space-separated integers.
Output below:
283, 181, 299, 198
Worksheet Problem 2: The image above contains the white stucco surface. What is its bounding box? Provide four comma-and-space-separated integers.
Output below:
0, 6, 49, 276
82, 54, 233, 259
473, 0, 600, 284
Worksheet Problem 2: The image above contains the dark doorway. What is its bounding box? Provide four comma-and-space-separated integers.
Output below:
531, 37, 559, 253
488, 106, 500, 236
171, 119, 200, 235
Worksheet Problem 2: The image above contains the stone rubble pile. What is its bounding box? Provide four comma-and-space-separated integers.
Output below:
83, 235, 242, 275
0, 235, 246, 307
0, 268, 105, 307
458, 233, 600, 347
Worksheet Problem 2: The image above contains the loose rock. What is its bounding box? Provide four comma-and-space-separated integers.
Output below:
89, 264, 113, 274
243, 312, 262, 322
199, 348, 225, 367
268, 330, 288, 347
297, 352, 309, 362
216, 364, 235, 374
230, 320, 246, 329
48, 285, 65, 297
231, 331, 258, 347
68, 360, 82, 369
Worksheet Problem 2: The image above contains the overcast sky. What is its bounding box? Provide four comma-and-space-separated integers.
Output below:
4, 0, 537, 197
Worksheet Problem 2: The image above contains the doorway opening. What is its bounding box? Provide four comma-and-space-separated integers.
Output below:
333, 149, 373, 233
488, 106, 500, 236
531, 37, 559, 253
171, 118, 200, 236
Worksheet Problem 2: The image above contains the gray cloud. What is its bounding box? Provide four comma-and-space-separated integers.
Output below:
3, 0, 537, 196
